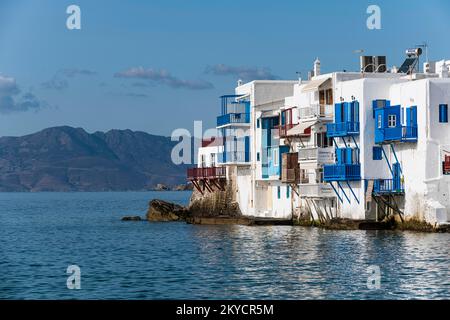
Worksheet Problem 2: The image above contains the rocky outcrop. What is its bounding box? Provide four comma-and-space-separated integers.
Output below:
146, 199, 191, 222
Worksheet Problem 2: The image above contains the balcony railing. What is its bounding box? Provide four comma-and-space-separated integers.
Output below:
217, 151, 250, 164
298, 147, 335, 163
298, 184, 334, 197
187, 167, 226, 180
299, 104, 334, 119
373, 179, 405, 194
377, 126, 418, 144
217, 113, 250, 127
327, 122, 360, 137
323, 164, 361, 181
275, 123, 297, 138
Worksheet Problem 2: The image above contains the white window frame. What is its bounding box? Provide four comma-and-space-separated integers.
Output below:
201, 154, 206, 168
388, 115, 397, 128
273, 148, 279, 167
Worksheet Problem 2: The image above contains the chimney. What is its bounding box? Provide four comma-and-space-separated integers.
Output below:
237, 79, 243, 87
313, 58, 321, 77
439, 62, 449, 78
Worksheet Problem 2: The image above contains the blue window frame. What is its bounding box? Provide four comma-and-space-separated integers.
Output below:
373, 146, 382, 160
277, 186, 281, 199
439, 104, 448, 123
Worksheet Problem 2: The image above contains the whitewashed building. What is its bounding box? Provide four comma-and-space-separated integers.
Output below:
189, 52, 450, 226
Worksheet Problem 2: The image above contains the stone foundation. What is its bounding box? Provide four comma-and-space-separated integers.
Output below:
188, 180, 241, 217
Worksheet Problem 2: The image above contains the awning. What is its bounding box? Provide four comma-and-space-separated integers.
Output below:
301, 77, 331, 93
287, 120, 318, 136
260, 110, 279, 118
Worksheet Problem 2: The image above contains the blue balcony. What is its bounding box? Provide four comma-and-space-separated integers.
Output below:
323, 164, 361, 181
327, 122, 360, 137
217, 151, 250, 164
217, 113, 250, 127
373, 179, 404, 194
375, 126, 418, 144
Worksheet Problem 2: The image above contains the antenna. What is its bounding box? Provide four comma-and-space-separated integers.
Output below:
415, 42, 429, 62
295, 71, 302, 84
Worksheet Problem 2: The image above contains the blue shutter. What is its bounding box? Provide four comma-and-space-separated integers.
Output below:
244, 136, 250, 162
346, 148, 353, 164
373, 147, 382, 160
335, 103, 342, 123
440, 104, 448, 123
336, 149, 343, 164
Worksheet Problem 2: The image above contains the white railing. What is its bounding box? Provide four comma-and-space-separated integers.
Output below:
298, 184, 334, 197
298, 104, 333, 119
298, 147, 318, 160
298, 147, 335, 163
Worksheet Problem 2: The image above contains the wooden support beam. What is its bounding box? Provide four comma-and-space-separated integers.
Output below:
191, 180, 203, 195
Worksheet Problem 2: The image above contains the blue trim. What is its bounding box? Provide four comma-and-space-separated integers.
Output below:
337, 181, 351, 204
346, 181, 360, 204
351, 135, 359, 149
390, 144, 402, 174
381, 145, 394, 176
342, 137, 348, 148
329, 182, 343, 204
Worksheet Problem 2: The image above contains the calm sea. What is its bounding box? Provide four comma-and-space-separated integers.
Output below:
0, 191, 448, 300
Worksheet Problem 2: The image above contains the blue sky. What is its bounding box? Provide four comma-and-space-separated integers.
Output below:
0, 0, 450, 137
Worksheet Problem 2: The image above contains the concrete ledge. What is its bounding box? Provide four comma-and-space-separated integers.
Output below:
186, 216, 293, 226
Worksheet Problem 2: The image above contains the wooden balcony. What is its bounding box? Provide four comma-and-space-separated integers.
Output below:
281, 153, 300, 183
187, 167, 226, 180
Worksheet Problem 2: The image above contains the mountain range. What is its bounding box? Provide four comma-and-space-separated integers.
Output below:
0, 126, 191, 192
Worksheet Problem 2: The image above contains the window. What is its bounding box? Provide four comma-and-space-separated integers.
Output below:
373, 146, 382, 160
211, 154, 216, 167
317, 133, 333, 148
317, 168, 324, 183
388, 115, 397, 128
257, 119, 260, 128
273, 148, 279, 167
286, 186, 290, 199
377, 115, 382, 128
439, 104, 448, 123
201, 155, 206, 168
257, 152, 260, 161
277, 186, 281, 199
326, 89, 333, 105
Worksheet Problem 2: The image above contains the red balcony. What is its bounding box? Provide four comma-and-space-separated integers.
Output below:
277, 123, 297, 138
187, 167, 226, 180
277, 108, 298, 138
444, 155, 450, 175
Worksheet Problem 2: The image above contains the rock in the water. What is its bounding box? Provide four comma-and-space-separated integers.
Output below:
121, 216, 143, 221
154, 184, 169, 191
172, 183, 194, 191
146, 199, 191, 222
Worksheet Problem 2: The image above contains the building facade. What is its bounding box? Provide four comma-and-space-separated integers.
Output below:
189, 57, 450, 226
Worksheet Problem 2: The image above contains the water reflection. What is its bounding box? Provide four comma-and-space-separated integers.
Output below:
0, 192, 449, 300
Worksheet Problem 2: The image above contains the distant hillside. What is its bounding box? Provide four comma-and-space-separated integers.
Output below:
0, 126, 190, 192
